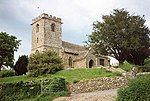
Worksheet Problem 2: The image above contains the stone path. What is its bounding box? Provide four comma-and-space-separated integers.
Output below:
53, 89, 117, 101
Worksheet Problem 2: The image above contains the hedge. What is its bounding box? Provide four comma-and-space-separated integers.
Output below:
0, 77, 67, 101
41, 78, 67, 93
117, 74, 150, 101
0, 81, 40, 101
0, 70, 15, 78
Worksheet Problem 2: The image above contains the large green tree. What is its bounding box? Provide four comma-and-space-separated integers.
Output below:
14, 55, 28, 75
0, 32, 21, 70
87, 8, 150, 65
28, 50, 64, 77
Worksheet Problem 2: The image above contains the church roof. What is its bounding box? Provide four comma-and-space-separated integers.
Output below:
74, 51, 88, 61
62, 41, 86, 54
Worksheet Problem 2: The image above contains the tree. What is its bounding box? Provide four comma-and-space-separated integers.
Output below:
28, 50, 64, 77
14, 55, 28, 75
87, 8, 150, 65
0, 32, 21, 70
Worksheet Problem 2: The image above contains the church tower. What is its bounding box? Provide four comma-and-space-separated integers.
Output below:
31, 13, 62, 54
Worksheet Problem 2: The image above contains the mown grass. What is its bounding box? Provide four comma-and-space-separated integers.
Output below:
0, 68, 121, 84
118, 61, 133, 72
53, 68, 121, 83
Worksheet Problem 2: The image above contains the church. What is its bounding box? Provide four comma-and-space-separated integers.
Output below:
31, 13, 110, 68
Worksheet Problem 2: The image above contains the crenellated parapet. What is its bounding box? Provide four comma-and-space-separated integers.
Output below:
31, 13, 62, 25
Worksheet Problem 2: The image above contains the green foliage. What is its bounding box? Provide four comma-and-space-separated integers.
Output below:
0, 77, 67, 101
28, 50, 64, 77
87, 8, 150, 65
41, 78, 67, 93
0, 32, 21, 70
14, 55, 28, 75
144, 57, 150, 67
0, 70, 15, 78
137, 66, 150, 72
0, 81, 41, 101
117, 74, 150, 101
135, 58, 150, 72
119, 61, 133, 72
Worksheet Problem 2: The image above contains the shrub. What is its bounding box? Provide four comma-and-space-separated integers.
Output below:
144, 57, 150, 67
0, 70, 15, 78
0, 81, 41, 101
14, 55, 28, 75
0, 77, 67, 101
119, 61, 133, 72
28, 50, 64, 77
41, 77, 67, 93
137, 66, 150, 72
117, 74, 150, 101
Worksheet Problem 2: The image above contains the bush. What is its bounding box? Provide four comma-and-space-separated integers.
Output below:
0, 70, 15, 78
0, 77, 67, 101
144, 57, 150, 67
134, 58, 150, 73
14, 55, 28, 75
28, 50, 64, 77
119, 61, 133, 72
41, 77, 67, 93
117, 74, 150, 101
0, 81, 41, 101
137, 66, 150, 72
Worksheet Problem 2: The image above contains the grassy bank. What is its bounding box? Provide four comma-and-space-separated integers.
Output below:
0, 68, 121, 84
0, 68, 121, 101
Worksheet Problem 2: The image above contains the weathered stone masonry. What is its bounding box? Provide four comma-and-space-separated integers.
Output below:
31, 13, 110, 68
69, 76, 127, 94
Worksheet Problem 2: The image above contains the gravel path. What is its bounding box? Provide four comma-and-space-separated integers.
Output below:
53, 89, 117, 101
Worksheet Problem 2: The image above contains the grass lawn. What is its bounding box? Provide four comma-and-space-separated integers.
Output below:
0, 68, 121, 84
118, 61, 133, 72
0, 68, 121, 101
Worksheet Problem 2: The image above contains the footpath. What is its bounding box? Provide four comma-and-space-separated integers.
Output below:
53, 89, 117, 101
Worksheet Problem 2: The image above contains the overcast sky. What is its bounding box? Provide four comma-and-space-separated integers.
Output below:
0, 0, 150, 61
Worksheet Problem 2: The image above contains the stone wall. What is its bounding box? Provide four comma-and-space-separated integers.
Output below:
31, 13, 62, 54
69, 76, 127, 94
74, 59, 86, 68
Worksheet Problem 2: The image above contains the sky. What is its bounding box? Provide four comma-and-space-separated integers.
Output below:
0, 0, 150, 62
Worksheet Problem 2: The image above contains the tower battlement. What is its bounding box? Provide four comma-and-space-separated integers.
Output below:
31, 13, 62, 25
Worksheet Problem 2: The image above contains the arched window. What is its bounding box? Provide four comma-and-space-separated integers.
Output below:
68, 57, 72, 68
35, 50, 39, 54
36, 24, 39, 33
51, 23, 55, 32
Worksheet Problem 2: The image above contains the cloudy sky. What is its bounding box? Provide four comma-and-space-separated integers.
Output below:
0, 0, 150, 61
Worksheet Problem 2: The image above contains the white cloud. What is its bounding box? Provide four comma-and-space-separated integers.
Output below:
0, 0, 150, 61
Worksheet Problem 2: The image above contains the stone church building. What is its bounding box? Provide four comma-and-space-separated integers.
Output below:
31, 13, 110, 68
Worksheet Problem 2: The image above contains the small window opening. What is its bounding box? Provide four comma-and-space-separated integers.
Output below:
51, 23, 55, 32
68, 57, 72, 68
36, 24, 39, 33
37, 37, 38, 43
